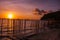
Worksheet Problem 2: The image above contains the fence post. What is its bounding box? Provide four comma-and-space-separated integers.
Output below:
24, 20, 26, 34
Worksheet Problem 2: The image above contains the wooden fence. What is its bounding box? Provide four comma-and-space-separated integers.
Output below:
0, 18, 59, 36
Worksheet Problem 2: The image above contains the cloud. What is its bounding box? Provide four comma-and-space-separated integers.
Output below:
0, 0, 60, 14
0, 0, 37, 14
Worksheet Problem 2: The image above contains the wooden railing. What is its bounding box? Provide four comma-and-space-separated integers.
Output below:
0, 18, 60, 36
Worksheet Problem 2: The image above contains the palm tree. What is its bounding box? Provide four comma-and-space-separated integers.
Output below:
33, 8, 41, 15
33, 8, 47, 15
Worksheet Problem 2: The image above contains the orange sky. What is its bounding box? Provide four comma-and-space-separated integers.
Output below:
0, 11, 42, 20
0, 0, 59, 20
0, 13, 42, 20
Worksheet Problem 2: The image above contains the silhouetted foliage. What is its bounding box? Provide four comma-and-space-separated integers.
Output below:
33, 8, 48, 15
33, 8, 41, 15
41, 10, 47, 13
41, 11, 60, 20
41, 11, 60, 29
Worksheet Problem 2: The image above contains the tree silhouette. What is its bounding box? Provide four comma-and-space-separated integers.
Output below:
41, 10, 46, 13
33, 8, 47, 15
41, 11, 60, 29
41, 11, 60, 20
33, 8, 41, 15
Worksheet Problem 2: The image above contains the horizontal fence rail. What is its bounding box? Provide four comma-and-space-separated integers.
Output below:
0, 18, 60, 37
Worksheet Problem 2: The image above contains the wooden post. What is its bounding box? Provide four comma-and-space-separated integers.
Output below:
24, 20, 26, 34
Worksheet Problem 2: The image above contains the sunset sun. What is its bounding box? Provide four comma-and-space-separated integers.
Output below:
8, 14, 13, 19
7, 12, 14, 19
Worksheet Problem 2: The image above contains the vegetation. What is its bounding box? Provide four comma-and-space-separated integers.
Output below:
41, 11, 60, 29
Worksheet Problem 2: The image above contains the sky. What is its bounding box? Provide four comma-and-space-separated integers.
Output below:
0, 0, 60, 19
